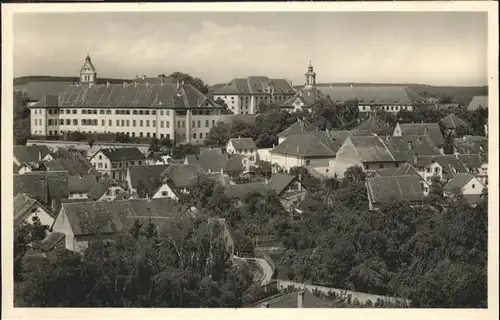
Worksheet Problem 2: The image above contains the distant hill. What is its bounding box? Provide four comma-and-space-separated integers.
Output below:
13, 76, 130, 87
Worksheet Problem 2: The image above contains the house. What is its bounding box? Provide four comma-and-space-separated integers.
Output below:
270, 131, 339, 174
319, 85, 426, 113
466, 96, 488, 111
14, 193, 56, 229
453, 136, 488, 155
268, 173, 307, 210
277, 119, 319, 145
151, 164, 206, 201
14, 171, 70, 212
90, 147, 146, 181
374, 163, 421, 178
440, 113, 469, 133
87, 180, 126, 201
184, 151, 247, 177
393, 122, 445, 150
444, 173, 485, 205
456, 154, 488, 185
52, 198, 185, 253
280, 62, 324, 113
226, 137, 258, 166
366, 176, 427, 211
67, 174, 98, 199
13, 145, 51, 166
413, 155, 468, 183
328, 129, 374, 147
126, 164, 170, 194
355, 114, 393, 136
433, 103, 461, 111
224, 182, 270, 201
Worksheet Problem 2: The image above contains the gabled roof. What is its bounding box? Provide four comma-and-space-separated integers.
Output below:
39, 232, 66, 252
440, 114, 469, 129
228, 138, 257, 150
271, 132, 337, 158
375, 163, 421, 177
127, 165, 170, 191
397, 123, 445, 147
366, 176, 426, 204
453, 136, 488, 155
224, 182, 269, 199
387, 135, 441, 157
356, 114, 393, 135
14, 171, 70, 204
414, 155, 468, 176
268, 174, 297, 196
26, 81, 74, 101
185, 151, 246, 173
328, 129, 374, 147
47, 150, 96, 175
212, 76, 296, 95
13, 145, 51, 164
160, 164, 205, 189
444, 173, 479, 193
456, 154, 487, 170
320, 86, 426, 105
32, 95, 60, 107
347, 136, 407, 163
68, 174, 98, 194
14, 193, 54, 225
96, 147, 146, 162
87, 180, 114, 200
281, 87, 324, 107
466, 96, 488, 111
277, 119, 319, 138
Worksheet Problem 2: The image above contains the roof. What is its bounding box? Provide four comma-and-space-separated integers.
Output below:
388, 135, 441, 157
397, 123, 445, 146
268, 174, 297, 196
224, 182, 270, 199
466, 96, 488, 111
444, 173, 477, 193
414, 155, 468, 176
160, 164, 206, 189
257, 291, 334, 308
433, 103, 461, 110
456, 154, 486, 169
212, 76, 296, 95
366, 176, 426, 204
39, 232, 66, 252
128, 165, 170, 191
328, 129, 374, 147
453, 136, 488, 155
320, 86, 426, 105
13, 193, 54, 225
228, 138, 257, 150
33, 82, 221, 110
87, 180, 114, 200
206, 172, 233, 187
375, 163, 421, 177
356, 114, 393, 135
440, 114, 468, 129
96, 147, 146, 162
281, 87, 325, 107
26, 81, 74, 101
271, 132, 338, 158
347, 136, 408, 163
277, 119, 319, 138
61, 198, 184, 237
67, 174, 98, 194
13, 145, 51, 164
185, 151, 245, 173
14, 171, 70, 204
47, 150, 96, 175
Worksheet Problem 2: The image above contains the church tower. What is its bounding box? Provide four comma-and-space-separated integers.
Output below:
80, 54, 97, 84
304, 61, 316, 89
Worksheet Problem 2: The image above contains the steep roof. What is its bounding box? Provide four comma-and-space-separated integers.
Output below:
444, 173, 478, 193
160, 164, 205, 189
13, 145, 51, 164
271, 133, 337, 158
39, 232, 66, 252
14, 171, 70, 204
320, 86, 426, 105
61, 198, 183, 237
224, 182, 269, 199
67, 174, 98, 194
397, 123, 445, 147
366, 176, 426, 204
347, 136, 407, 163
185, 152, 245, 173
456, 154, 486, 170
26, 81, 74, 101
466, 96, 488, 111
268, 174, 297, 196
281, 87, 325, 107
453, 136, 488, 155
388, 135, 441, 157
328, 129, 374, 147
96, 147, 146, 162
228, 138, 257, 150
14, 193, 54, 225
440, 114, 469, 129
277, 119, 319, 138
356, 114, 393, 135
375, 163, 421, 177
87, 180, 113, 200
212, 76, 296, 95
47, 150, 96, 175
42, 83, 221, 110
127, 165, 170, 191
414, 155, 468, 176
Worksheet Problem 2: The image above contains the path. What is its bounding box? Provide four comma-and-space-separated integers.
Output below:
233, 255, 273, 286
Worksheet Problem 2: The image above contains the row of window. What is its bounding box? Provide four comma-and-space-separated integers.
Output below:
359, 105, 412, 111
41, 118, 216, 129
35, 108, 219, 116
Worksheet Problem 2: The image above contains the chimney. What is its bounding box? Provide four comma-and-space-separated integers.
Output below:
414, 153, 419, 164
142, 75, 146, 80
265, 178, 269, 185
424, 126, 428, 134
408, 141, 413, 150
298, 173, 303, 192
106, 81, 110, 88
38, 151, 42, 161
297, 290, 305, 308
176, 80, 180, 89
417, 136, 422, 142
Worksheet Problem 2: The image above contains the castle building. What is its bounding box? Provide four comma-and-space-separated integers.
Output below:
280, 62, 324, 113
29, 55, 223, 145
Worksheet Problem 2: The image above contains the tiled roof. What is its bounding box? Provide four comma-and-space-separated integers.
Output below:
13, 193, 54, 225
185, 151, 245, 173
13, 145, 51, 164
466, 96, 488, 111
440, 114, 469, 129
414, 155, 468, 176
206, 172, 233, 187
277, 119, 319, 138
433, 103, 461, 110
39, 232, 66, 252
271, 132, 337, 158
356, 114, 393, 135
281, 87, 325, 107
453, 136, 488, 155
61, 198, 183, 237
268, 174, 296, 196
347, 136, 407, 163
366, 176, 426, 204
97, 147, 146, 162
456, 154, 486, 170
397, 123, 445, 147
320, 86, 426, 105
229, 138, 257, 150
212, 76, 296, 95
375, 163, 421, 177
35, 83, 220, 110
127, 165, 170, 191
87, 180, 113, 200
328, 129, 374, 147
224, 182, 269, 199
47, 150, 96, 175
68, 174, 98, 194
160, 164, 205, 189
26, 81, 74, 101
14, 171, 69, 204
388, 135, 441, 157
444, 173, 477, 193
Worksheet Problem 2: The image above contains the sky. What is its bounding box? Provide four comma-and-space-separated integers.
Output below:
13, 11, 488, 86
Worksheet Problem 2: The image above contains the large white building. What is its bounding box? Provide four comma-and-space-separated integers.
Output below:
28, 55, 224, 145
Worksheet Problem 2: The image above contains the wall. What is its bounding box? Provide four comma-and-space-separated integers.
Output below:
419, 162, 443, 183
51, 209, 76, 252
270, 154, 304, 172
333, 139, 364, 178
257, 148, 273, 162
462, 178, 484, 195
152, 183, 179, 201
20, 206, 55, 228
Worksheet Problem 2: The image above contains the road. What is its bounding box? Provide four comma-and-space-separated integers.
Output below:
233, 255, 273, 286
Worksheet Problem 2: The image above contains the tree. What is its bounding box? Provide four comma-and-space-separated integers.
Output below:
13, 90, 31, 145
343, 166, 365, 184
149, 137, 161, 152
67, 131, 86, 142
169, 72, 209, 94
214, 98, 233, 115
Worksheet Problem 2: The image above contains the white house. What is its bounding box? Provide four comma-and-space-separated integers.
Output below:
226, 137, 258, 167
90, 147, 146, 181
87, 180, 126, 201
14, 193, 56, 228
443, 173, 485, 205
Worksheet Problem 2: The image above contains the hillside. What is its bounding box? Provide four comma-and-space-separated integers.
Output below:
13, 76, 130, 86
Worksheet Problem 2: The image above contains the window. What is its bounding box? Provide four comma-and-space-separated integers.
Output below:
102, 120, 105, 126
212, 120, 215, 126
182, 121, 185, 128
426, 177, 431, 182
140, 132, 143, 137
151, 110, 156, 115
73, 119, 78, 125
160, 111, 164, 116
126, 120, 130, 127
138, 161, 142, 165
147, 133, 150, 138
99, 109, 105, 114
193, 133, 197, 139
140, 120, 143, 127
199, 133, 203, 139
160, 134, 165, 139
97, 163, 103, 169
161, 191, 168, 197
139, 110, 144, 115
205, 120, 209, 127
133, 110, 138, 115
379, 164, 384, 169
146, 120, 150, 127
116, 120, 120, 126
166, 121, 170, 128
177, 121, 181, 128
197, 120, 201, 128
160, 121, 164, 128
435, 167, 440, 173
152, 120, 156, 127
426, 168, 431, 173
104, 163, 108, 169
472, 184, 475, 189
109, 119, 112, 126
192, 120, 196, 128
66, 119, 70, 125
106, 110, 112, 115
166, 110, 170, 116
